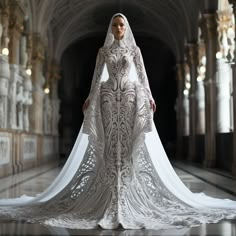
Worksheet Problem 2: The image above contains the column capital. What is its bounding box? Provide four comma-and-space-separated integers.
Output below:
50, 62, 61, 81
7, 0, 25, 64
176, 63, 185, 81
0, 2, 10, 51
186, 43, 198, 66
0, 2, 10, 15
32, 33, 45, 63
8, 0, 25, 32
202, 13, 218, 41
48, 62, 60, 99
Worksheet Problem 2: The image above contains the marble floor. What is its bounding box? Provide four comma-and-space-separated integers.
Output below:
0, 160, 235, 236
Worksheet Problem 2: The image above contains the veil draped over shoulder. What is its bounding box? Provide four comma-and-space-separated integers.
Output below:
0, 13, 235, 230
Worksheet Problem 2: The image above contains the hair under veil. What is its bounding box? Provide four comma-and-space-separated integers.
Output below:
103, 13, 136, 48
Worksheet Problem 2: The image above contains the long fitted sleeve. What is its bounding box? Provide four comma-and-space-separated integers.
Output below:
87, 48, 105, 100
133, 47, 153, 101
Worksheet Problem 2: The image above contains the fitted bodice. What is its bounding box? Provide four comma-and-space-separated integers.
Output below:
105, 40, 134, 90
88, 39, 153, 101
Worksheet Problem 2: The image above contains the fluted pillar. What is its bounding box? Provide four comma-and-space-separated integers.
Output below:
229, 0, 236, 175
26, 33, 32, 70
29, 33, 45, 134
176, 63, 185, 159
183, 89, 190, 137
0, 55, 10, 128
50, 63, 60, 135
196, 79, 206, 134
22, 33, 33, 132
0, 2, 10, 53
0, 8, 2, 50
8, 1, 24, 129
8, 1, 24, 65
216, 58, 232, 133
186, 43, 198, 161
201, 13, 218, 167
0, 3, 10, 129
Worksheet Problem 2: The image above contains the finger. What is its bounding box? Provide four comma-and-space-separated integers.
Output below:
153, 103, 156, 112
84, 100, 90, 111
150, 100, 153, 109
82, 101, 87, 112
86, 101, 89, 110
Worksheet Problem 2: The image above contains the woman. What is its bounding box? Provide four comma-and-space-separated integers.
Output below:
0, 13, 236, 230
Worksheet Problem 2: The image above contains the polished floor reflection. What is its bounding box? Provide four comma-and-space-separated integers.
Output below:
0, 160, 235, 236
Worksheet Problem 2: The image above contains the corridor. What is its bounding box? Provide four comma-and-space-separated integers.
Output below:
0, 161, 235, 236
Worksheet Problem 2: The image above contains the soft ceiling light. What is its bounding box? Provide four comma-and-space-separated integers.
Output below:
199, 66, 206, 74
201, 56, 206, 65
185, 73, 190, 81
26, 68, 32, 76
197, 76, 204, 82
186, 82, 191, 89
183, 89, 189, 96
44, 87, 50, 94
216, 51, 223, 59
2, 48, 9, 56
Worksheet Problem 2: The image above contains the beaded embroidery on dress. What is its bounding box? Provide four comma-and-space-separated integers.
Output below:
0, 13, 236, 230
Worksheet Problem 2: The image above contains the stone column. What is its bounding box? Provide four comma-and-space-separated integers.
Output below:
196, 79, 206, 134
0, 3, 10, 53
183, 90, 190, 136
22, 73, 32, 131
176, 63, 185, 159
8, 1, 24, 65
0, 55, 10, 128
22, 32, 33, 132
201, 13, 218, 167
196, 41, 206, 135
0, 9, 2, 50
29, 33, 45, 134
26, 33, 32, 70
229, 0, 236, 175
0, 3, 10, 129
8, 1, 24, 129
232, 68, 236, 175
186, 43, 198, 161
216, 58, 232, 133
43, 94, 52, 134
19, 35, 28, 69
50, 63, 61, 136
230, 74, 234, 132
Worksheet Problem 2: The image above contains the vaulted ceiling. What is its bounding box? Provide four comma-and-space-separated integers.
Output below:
26, 0, 218, 63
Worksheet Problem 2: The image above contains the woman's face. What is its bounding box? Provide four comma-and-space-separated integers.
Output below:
112, 16, 126, 40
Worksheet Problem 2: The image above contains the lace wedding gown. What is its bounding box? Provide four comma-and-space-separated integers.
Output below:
0, 13, 236, 230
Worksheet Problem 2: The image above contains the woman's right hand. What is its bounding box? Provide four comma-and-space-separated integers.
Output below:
82, 99, 90, 112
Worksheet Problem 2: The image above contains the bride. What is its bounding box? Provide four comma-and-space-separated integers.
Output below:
0, 13, 236, 230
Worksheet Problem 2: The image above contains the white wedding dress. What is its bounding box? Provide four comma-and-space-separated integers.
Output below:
0, 13, 236, 230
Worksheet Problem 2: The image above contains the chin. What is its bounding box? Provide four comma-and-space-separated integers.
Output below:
117, 35, 123, 40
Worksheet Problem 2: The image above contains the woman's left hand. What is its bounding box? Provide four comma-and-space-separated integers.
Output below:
150, 100, 156, 112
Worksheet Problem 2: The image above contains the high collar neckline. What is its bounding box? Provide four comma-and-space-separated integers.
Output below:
113, 38, 126, 47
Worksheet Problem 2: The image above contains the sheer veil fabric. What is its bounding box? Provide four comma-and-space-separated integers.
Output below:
0, 13, 236, 230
